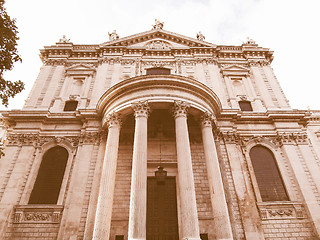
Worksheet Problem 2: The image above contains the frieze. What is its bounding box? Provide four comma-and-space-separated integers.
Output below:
6, 133, 40, 146
97, 57, 218, 67
257, 202, 305, 220
276, 132, 309, 145
43, 59, 68, 66
13, 205, 63, 224
248, 59, 270, 67
5, 132, 103, 147
216, 131, 309, 146
79, 131, 104, 145
239, 135, 281, 149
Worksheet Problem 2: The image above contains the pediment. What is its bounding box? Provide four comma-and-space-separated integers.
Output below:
100, 29, 215, 49
220, 64, 250, 77
66, 64, 96, 76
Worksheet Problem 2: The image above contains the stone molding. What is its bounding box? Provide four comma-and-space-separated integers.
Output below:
257, 202, 305, 220
13, 205, 63, 224
5, 131, 103, 147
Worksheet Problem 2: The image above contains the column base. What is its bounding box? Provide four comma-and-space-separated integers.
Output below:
182, 238, 202, 240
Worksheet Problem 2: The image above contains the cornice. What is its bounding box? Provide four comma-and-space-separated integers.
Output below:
218, 109, 309, 124
39, 30, 274, 65
1, 109, 99, 125
97, 74, 222, 118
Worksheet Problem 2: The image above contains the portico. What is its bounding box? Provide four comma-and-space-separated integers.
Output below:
92, 75, 233, 240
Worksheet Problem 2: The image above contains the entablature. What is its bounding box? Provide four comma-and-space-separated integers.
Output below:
39, 29, 274, 66
218, 109, 309, 125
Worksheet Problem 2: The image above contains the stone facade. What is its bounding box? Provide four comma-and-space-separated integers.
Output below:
1, 22, 320, 240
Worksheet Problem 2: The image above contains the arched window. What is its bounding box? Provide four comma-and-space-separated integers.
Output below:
29, 146, 68, 204
249, 145, 288, 201
146, 67, 171, 75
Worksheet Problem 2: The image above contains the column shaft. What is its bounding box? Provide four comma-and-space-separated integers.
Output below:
173, 101, 201, 240
201, 113, 233, 239
92, 113, 121, 240
128, 102, 149, 240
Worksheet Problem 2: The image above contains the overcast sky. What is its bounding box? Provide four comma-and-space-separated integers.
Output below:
2, 0, 319, 110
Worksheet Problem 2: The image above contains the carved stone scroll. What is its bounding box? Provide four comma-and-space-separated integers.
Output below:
13, 205, 63, 224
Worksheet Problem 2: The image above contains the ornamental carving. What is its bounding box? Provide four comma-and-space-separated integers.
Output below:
5, 132, 103, 147
146, 40, 171, 50
248, 59, 270, 67
200, 112, 216, 128
104, 112, 122, 128
79, 131, 103, 144
257, 202, 305, 220
217, 131, 309, 147
132, 101, 150, 118
43, 59, 68, 66
276, 132, 309, 145
13, 205, 63, 224
172, 101, 190, 119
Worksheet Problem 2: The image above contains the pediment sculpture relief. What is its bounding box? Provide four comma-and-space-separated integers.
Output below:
146, 40, 171, 50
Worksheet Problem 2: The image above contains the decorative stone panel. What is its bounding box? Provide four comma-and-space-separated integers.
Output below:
257, 202, 305, 220
13, 205, 63, 224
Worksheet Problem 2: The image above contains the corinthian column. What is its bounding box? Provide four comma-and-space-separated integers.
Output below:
128, 101, 150, 240
201, 112, 233, 240
173, 101, 201, 240
93, 113, 121, 240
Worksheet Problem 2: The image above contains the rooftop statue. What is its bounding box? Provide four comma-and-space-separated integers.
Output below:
152, 18, 164, 29
245, 37, 256, 45
196, 31, 205, 41
58, 35, 70, 43
108, 30, 119, 41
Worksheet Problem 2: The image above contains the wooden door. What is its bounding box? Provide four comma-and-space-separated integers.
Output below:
147, 177, 179, 240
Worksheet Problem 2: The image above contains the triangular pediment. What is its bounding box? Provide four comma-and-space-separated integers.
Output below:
100, 29, 215, 49
66, 64, 96, 76
220, 64, 250, 77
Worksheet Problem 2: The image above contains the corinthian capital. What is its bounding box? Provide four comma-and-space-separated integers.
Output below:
172, 101, 190, 119
200, 112, 215, 128
132, 101, 150, 118
105, 112, 121, 128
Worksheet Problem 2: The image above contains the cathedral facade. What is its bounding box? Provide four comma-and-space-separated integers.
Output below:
1, 22, 320, 240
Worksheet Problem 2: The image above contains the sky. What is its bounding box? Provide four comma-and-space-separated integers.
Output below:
2, 0, 319, 110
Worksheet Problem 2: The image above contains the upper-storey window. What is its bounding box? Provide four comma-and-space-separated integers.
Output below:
146, 67, 171, 75
29, 146, 68, 204
239, 100, 253, 111
64, 100, 78, 111
249, 145, 289, 201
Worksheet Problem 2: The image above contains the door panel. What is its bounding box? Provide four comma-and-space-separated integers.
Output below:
147, 177, 179, 240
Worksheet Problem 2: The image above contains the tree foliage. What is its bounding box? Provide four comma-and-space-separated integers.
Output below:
0, 0, 24, 107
